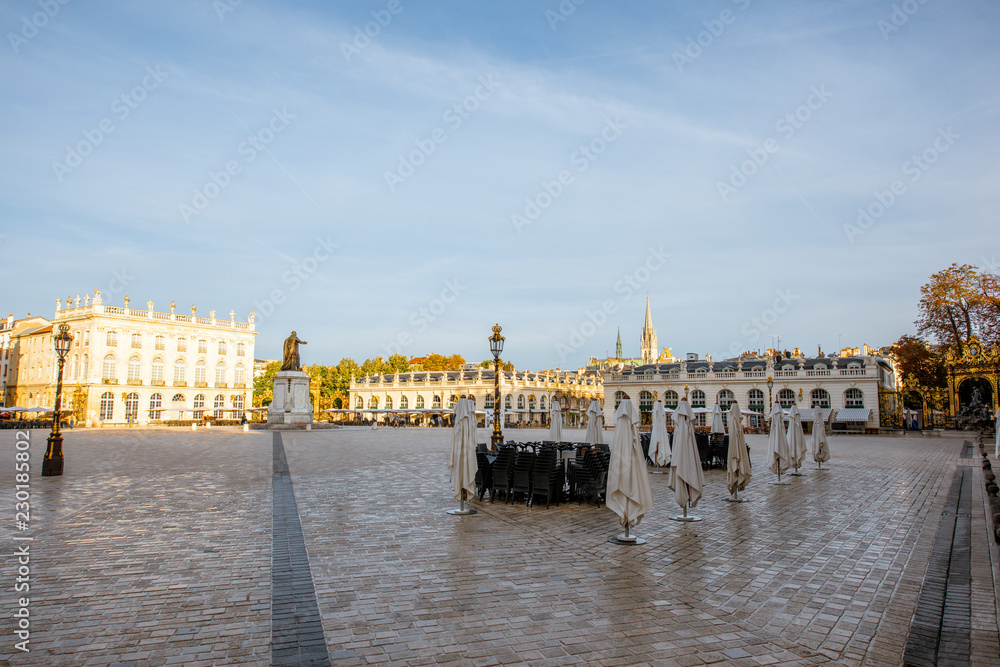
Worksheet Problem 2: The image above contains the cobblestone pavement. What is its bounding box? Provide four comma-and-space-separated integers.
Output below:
1, 427, 998, 666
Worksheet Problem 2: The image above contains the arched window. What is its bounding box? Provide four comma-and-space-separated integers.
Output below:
528, 395, 537, 410
811, 388, 830, 408
81, 354, 89, 379
448, 395, 458, 409
415, 395, 425, 409
100, 391, 114, 420
102, 354, 117, 381
613, 391, 628, 409
663, 390, 679, 409
517, 395, 524, 409
369, 396, 379, 409
432, 395, 442, 409
355, 396, 363, 409
193, 394, 205, 418
125, 392, 139, 421
151, 357, 164, 383
540, 396, 547, 411
215, 361, 226, 386
149, 393, 163, 420
385, 396, 393, 409
691, 389, 706, 408
234, 363, 246, 386
172, 393, 185, 403
777, 388, 796, 408
484, 393, 494, 409
213, 394, 226, 418
638, 391, 653, 413
128, 355, 142, 383
72, 354, 79, 379
232, 395, 245, 413
748, 389, 765, 412
717, 389, 735, 409
505, 394, 512, 410
195, 360, 207, 384
399, 396, 408, 409
468, 395, 477, 408
845, 388, 864, 408
174, 358, 186, 384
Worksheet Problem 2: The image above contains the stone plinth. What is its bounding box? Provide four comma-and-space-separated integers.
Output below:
267, 370, 313, 427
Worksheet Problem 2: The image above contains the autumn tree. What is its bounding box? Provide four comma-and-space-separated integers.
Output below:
916, 263, 990, 352
889, 335, 946, 388
252, 361, 281, 406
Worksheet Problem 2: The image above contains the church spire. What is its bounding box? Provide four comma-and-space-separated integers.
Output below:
615, 328, 622, 360
640, 294, 658, 364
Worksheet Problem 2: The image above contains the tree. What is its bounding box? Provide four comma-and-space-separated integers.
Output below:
916, 263, 984, 352
385, 354, 410, 374
976, 271, 1000, 347
252, 361, 281, 406
890, 335, 946, 388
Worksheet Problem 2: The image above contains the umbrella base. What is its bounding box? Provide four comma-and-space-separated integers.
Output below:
670, 514, 702, 522
723, 495, 749, 503
447, 508, 477, 515
608, 535, 646, 545
648, 468, 669, 475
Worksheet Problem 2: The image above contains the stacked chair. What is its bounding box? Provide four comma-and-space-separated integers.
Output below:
568, 447, 609, 506
509, 449, 536, 504
529, 445, 564, 508
489, 446, 516, 503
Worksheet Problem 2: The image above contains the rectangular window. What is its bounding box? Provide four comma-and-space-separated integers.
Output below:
106, 330, 117, 347
218, 340, 227, 355
174, 364, 186, 384
177, 338, 187, 352
131, 333, 142, 349
198, 339, 207, 354
155, 335, 165, 350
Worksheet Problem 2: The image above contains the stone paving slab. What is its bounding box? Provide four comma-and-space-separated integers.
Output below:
0, 426, 997, 666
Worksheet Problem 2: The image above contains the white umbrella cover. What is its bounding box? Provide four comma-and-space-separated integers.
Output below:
710, 404, 725, 434
549, 399, 563, 442
766, 403, 791, 475
449, 398, 478, 502
994, 406, 1000, 458
667, 399, 704, 508
787, 405, 807, 469
649, 400, 670, 467
812, 407, 830, 464
585, 399, 603, 445
606, 399, 653, 528
726, 403, 752, 495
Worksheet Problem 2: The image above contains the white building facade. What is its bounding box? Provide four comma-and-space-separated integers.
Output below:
5, 291, 257, 425
349, 368, 603, 427
602, 353, 896, 430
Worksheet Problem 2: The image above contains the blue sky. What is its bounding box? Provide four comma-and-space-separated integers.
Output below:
2, 0, 997, 370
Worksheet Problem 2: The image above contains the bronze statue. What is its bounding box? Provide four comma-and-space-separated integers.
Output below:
281, 331, 307, 371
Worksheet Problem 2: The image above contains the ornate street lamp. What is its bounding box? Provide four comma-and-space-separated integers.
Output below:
766, 376, 774, 412
43, 323, 73, 477
488, 324, 505, 451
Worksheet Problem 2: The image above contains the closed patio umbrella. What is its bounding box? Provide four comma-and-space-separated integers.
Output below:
787, 405, 807, 475
725, 403, 752, 502
668, 398, 704, 521
447, 398, 478, 515
996, 407, 1000, 457
549, 399, 563, 442
585, 399, 603, 445
710, 404, 725, 434
606, 398, 653, 543
648, 400, 670, 472
812, 407, 831, 468
767, 402, 791, 485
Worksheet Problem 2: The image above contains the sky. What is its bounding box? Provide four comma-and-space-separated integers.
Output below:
1, 0, 998, 371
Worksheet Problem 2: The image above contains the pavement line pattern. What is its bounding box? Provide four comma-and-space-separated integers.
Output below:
903, 462, 972, 666
272, 432, 331, 667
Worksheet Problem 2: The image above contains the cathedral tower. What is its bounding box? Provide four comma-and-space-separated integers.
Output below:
640, 294, 657, 364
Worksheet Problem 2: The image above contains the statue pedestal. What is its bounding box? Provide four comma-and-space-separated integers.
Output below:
267, 371, 314, 427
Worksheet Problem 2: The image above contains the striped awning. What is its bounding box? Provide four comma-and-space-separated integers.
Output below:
835, 407, 872, 422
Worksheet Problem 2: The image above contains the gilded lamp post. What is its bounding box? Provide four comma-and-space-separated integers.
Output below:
766, 376, 774, 412
489, 324, 505, 451
42, 323, 73, 477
